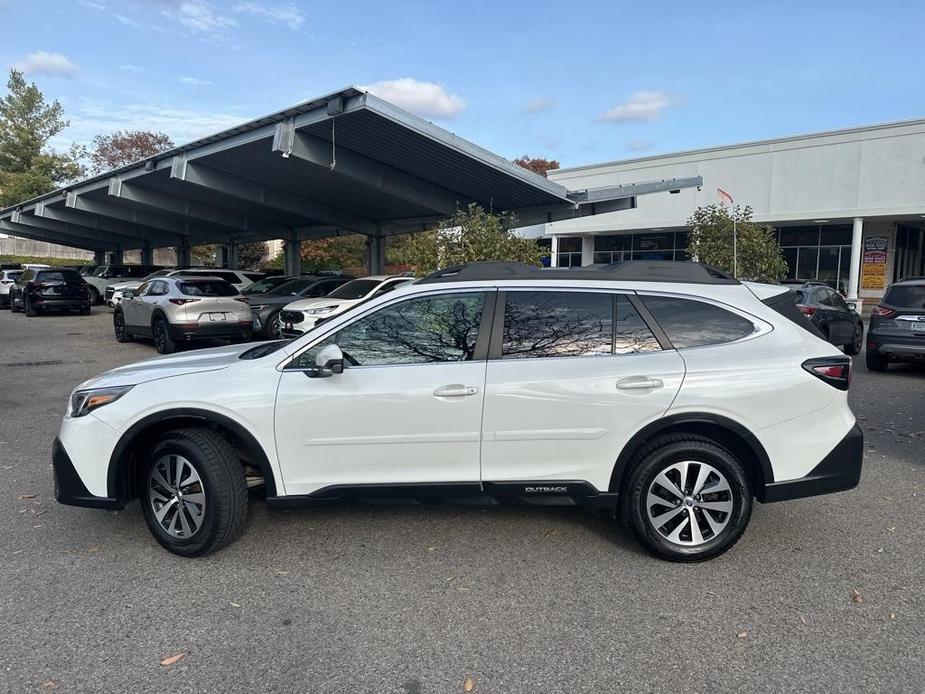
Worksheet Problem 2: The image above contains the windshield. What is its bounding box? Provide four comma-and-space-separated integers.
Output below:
884, 284, 925, 308
267, 277, 321, 295
242, 276, 288, 295
178, 280, 237, 297
92, 267, 109, 277
143, 269, 172, 281
327, 279, 380, 300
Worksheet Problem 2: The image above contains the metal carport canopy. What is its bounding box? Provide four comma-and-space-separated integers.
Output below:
0, 86, 702, 273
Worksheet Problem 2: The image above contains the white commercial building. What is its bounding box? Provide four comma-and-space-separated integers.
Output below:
544, 118, 925, 309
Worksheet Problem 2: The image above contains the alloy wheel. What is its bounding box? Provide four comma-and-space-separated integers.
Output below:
269, 313, 282, 339
154, 322, 166, 352
148, 454, 206, 538
114, 314, 124, 340
645, 461, 733, 546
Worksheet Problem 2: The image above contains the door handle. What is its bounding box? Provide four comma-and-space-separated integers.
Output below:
616, 376, 664, 391
433, 384, 479, 397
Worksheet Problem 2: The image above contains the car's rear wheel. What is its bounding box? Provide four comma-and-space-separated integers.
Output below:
140, 428, 248, 557
87, 286, 101, 306
113, 311, 132, 342
24, 297, 37, 317
845, 321, 863, 355
153, 317, 176, 354
10, 296, 19, 313
621, 434, 752, 562
865, 350, 889, 372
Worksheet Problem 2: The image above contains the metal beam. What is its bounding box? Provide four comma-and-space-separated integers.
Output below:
170, 157, 379, 236
12, 209, 151, 250
502, 197, 635, 229
273, 123, 470, 215
0, 220, 114, 252
568, 176, 703, 204
108, 177, 289, 239
33, 200, 183, 246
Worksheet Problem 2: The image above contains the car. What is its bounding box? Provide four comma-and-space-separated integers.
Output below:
84, 265, 164, 305
279, 275, 414, 338
791, 281, 864, 355
865, 277, 925, 371
54, 261, 862, 560
173, 268, 264, 291
105, 268, 180, 307
0, 269, 23, 308
9, 267, 91, 316
248, 275, 354, 339
113, 276, 252, 354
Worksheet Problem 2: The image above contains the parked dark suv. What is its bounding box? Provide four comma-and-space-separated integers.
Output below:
866, 277, 925, 371
10, 268, 91, 316
790, 281, 864, 355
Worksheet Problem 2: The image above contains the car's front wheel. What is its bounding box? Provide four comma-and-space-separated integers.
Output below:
113, 311, 132, 342
24, 297, 37, 317
621, 434, 752, 562
140, 428, 248, 557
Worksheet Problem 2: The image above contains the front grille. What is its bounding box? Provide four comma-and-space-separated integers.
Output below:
279, 310, 304, 324
104, 287, 115, 300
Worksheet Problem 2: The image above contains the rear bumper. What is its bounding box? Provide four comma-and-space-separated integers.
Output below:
761, 423, 863, 502
53, 438, 124, 510
30, 296, 89, 309
868, 331, 925, 359
167, 321, 252, 341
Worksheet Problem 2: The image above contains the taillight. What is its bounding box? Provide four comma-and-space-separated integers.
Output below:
234, 297, 249, 304
798, 305, 815, 317
802, 357, 851, 391
169, 298, 200, 305
871, 305, 895, 317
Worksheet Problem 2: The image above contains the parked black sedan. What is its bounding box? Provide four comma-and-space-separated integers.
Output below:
10, 268, 91, 316
248, 275, 352, 339
865, 277, 925, 371
789, 281, 864, 355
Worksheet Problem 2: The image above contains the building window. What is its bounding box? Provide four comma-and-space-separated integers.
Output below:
592, 231, 689, 264
777, 224, 852, 293
556, 237, 583, 268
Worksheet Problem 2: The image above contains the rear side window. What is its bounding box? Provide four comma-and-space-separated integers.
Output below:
884, 284, 925, 308
640, 295, 755, 348
178, 280, 237, 297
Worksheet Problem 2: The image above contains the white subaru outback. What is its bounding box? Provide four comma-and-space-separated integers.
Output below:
53, 262, 863, 561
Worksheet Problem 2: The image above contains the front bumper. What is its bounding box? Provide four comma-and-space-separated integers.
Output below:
761, 423, 863, 502
53, 438, 124, 510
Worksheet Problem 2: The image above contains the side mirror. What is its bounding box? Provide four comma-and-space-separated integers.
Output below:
307, 343, 344, 378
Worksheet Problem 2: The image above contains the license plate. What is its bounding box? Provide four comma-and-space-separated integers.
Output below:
913, 322, 925, 332
208, 312, 228, 322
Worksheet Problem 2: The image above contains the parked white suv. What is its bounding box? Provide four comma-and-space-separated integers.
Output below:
279, 275, 413, 337
54, 262, 862, 560
106, 268, 261, 307
0, 269, 23, 308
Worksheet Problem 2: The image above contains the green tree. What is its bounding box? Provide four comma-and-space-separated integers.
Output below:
687, 204, 787, 282
389, 203, 544, 276
0, 69, 83, 207
236, 241, 268, 269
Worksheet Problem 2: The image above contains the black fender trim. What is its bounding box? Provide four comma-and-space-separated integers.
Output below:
609, 412, 775, 494
760, 423, 863, 503
54, 438, 124, 510
107, 408, 278, 500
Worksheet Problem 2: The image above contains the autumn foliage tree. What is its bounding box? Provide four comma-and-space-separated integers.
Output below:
513, 155, 560, 178
88, 130, 174, 173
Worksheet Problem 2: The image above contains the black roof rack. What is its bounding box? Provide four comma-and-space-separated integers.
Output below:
897, 275, 925, 283
417, 261, 740, 285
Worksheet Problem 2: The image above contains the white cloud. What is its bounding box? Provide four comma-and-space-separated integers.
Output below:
118, 64, 154, 74
626, 138, 655, 153
14, 51, 77, 77
522, 97, 555, 115
233, 1, 304, 29
115, 13, 142, 28
599, 90, 676, 123
161, 1, 237, 35
178, 75, 213, 86
78, 0, 107, 9
360, 78, 466, 120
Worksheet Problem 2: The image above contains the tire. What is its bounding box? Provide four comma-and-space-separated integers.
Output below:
845, 321, 863, 356
87, 287, 101, 306
24, 297, 37, 317
153, 317, 176, 354
265, 310, 283, 340
620, 434, 752, 562
10, 296, 19, 313
865, 350, 889, 372
140, 428, 248, 557
113, 310, 132, 342
80, 305, 91, 316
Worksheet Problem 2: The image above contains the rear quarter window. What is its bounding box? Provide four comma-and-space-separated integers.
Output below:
640, 295, 755, 348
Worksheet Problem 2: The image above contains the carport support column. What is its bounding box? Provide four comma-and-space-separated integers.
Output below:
284, 231, 301, 277
111, 248, 124, 265
93, 249, 106, 264
366, 234, 386, 275
176, 242, 192, 268
141, 245, 154, 266
222, 243, 239, 269
847, 217, 863, 302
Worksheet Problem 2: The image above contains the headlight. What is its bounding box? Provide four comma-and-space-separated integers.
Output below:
305, 305, 337, 316
69, 385, 134, 418
250, 304, 269, 311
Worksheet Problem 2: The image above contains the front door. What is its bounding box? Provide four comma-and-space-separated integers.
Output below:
274, 290, 491, 496
480, 290, 685, 492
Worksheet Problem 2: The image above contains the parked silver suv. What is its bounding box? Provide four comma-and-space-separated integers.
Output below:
113, 276, 252, 354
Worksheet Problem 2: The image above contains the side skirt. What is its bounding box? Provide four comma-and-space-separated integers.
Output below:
266, 481, 620, 509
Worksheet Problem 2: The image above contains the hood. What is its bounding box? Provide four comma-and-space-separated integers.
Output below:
248, 293, 308, 307
283, 296, 356, 312
110, 280, 143, 290
75, 342, 259, 390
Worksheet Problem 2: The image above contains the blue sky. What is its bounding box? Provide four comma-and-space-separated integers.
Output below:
2, 0, 924, 168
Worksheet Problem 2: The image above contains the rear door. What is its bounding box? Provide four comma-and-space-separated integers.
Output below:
480, 289, 685, 492
818, 287, 853, 344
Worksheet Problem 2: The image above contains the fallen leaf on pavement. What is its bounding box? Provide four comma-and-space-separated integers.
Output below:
87, 545, 100, 554
543, 528, 559, 538
18, 494, 36, 500
799, 615, 807, 626
230, 602, 241, 608
889, 612, 896, 620
852, 589, 863, 604
40, 681, 56, 689
464, 677, 475, 691
737, 631, 748, 639
160, 653, 185, 667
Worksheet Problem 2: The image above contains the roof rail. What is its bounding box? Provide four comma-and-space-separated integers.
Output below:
417, 261, 740, 285
898, 275, 925, 282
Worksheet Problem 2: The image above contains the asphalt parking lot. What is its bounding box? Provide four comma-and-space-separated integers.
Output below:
1, 307, 923, 693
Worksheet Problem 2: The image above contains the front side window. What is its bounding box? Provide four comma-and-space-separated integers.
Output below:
502, 291, 613, 359
295, 292, 485, 368
640, 295, 755, 348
